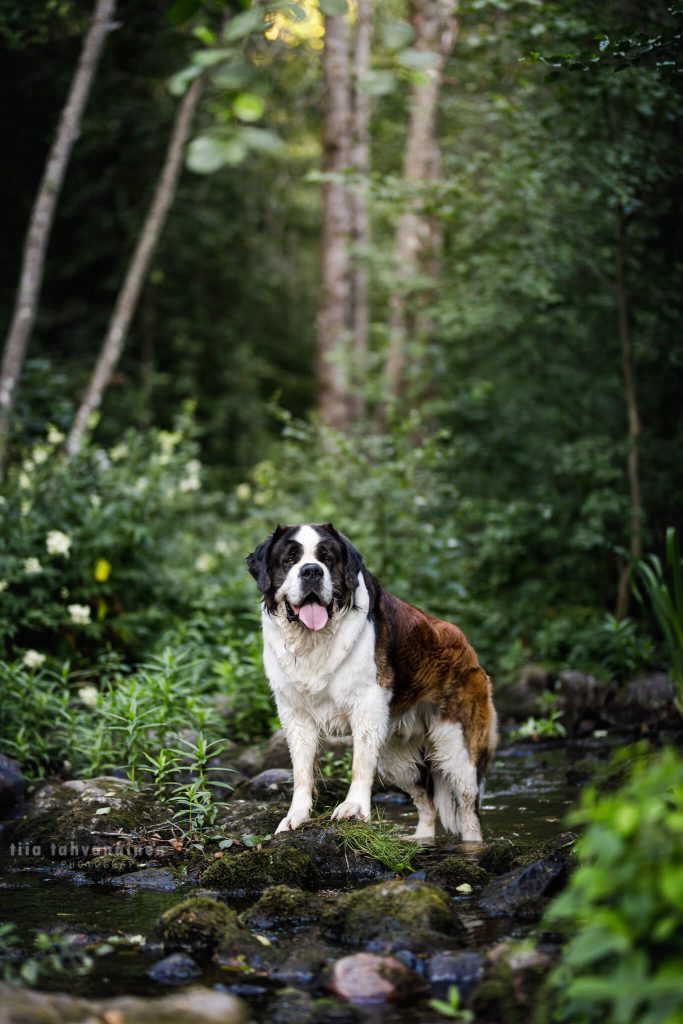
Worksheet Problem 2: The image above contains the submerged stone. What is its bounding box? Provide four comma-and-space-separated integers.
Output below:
328, 952, 426, 1004
81, 852, 138, 880
241, 884, 322, 932
427, 950, 484, 997
200, 846, 316, 893
147, 952, 201, 985
110, 868, 179, 891
322, 879, 463, 948
426, 855, 490, 893
158, 895, 249, 960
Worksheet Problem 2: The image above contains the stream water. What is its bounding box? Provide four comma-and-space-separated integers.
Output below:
0, 738, 602, 1020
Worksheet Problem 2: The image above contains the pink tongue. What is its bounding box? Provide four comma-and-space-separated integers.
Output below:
298, 602, 329, 631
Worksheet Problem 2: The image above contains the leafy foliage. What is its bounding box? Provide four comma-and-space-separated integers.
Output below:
545, 746, 683, 1024
635, 528, 683, 710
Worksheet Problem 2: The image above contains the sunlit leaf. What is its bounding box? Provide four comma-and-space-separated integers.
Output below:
225, 9, 264, 42
233, 93, 265, 122
358, 70, 396, 96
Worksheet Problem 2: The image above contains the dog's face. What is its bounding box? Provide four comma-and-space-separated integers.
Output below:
247, 523, 363, 631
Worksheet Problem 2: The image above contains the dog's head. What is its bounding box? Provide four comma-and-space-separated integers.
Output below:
246, 523, 364, 631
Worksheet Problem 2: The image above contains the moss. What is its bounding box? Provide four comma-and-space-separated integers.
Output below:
478, 839, 520, 875
427, 855, 490, 893
200, 846, 316, 893
241, 885, 321, 931
157, 895, 246, 960
322, 879, 460, 945
81, 853, 138, 880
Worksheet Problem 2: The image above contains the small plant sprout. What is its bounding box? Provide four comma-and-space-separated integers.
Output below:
429, 984, 474, 1020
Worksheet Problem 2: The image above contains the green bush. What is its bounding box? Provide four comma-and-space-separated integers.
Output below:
544, 746, 683, 1024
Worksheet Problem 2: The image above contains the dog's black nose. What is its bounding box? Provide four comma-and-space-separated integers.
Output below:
300, 562, 323, 581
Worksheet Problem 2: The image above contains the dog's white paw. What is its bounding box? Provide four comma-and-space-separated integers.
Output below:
331, 801, 369, 821
275, 811, 309, 833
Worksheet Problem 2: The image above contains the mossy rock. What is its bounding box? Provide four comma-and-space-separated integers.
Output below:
158, 895, 251, 961
241, 885, 322, 932
470, 941, 557, 1023
478, 839, 520, 875
81, 853, 138, 880
427, 855, 490, 893
8, 777, 164, 852
322, 879, 462, 947
200, 846, 316, 893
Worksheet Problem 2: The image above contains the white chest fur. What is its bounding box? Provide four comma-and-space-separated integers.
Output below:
261, 574, 380, 731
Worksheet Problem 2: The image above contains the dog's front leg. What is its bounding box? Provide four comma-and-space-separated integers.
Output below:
276, 702, 319, 833
331, 687, 389, 822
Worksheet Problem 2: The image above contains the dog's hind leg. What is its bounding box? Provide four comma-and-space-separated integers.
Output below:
378, 738, 437, 843
428, 720, 482, 842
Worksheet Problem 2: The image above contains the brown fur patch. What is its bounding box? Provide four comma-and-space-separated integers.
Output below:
377, 593, 496, 771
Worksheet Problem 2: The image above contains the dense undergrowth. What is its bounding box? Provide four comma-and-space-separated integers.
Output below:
0, 414, 676, 779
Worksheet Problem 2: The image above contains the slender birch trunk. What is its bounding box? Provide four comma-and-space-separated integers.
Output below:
0, 0, 116, 468
614, 202, 643, 619
384, 0, 457, 399
66, 77, 203, 458
348, 0, 371, 421
316, 11, 353, 431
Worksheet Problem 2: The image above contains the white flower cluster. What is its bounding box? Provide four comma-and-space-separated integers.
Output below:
68, 604, 91, 625
179, 459, 201, 492
23, 650, 46, 669
46, 530, 71, 557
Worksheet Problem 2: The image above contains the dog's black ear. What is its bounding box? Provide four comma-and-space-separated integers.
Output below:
323, 523, 364, 593
246, 526, 284, 594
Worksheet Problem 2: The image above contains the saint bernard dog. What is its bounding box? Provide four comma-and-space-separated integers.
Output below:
247, 523, 497, 842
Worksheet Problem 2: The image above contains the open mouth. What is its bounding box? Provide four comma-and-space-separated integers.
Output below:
285, 595, 333, 632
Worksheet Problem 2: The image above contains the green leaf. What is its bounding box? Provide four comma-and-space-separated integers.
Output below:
240, 127, 285, 156
186, 136, 242, 174
319, 0, 348, 16
382, 21, 414, 50
397, 47, 441, 70
166, 0, 201, 27
225, 9, 264, 42
168, 66, 201, 97
358, 70, 396, 96
233, 93, 265, 122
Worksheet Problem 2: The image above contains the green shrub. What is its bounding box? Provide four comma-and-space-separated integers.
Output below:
544, 745, 683, 1024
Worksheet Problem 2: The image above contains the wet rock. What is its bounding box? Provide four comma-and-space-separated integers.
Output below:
470, 940, 557, 1023
111, 867, 180, 891
241, 884, 322, 932
558, 670, 610, 734
478, 839, 520, 875
158, 895, 248, 960
7, 777, 164, 852
496, 665, 555, 719
268, 989, 360, 1024
80, 852, 138, 880
0, 754, 26, 815
426, 855, 490, 893
216, 798, 288, 837
262, 729, 292, 770
200, 845, 316, 894
328, 952, 426, 1004
608, 673, 677, 726
478, 846, 572, 921
232, 769, 293, 801
147, 952, 202, 985
427, 951, 484, 997
323, 879, 464, 948
272, 826, 387, 885
271, 945, 331, 987
0, 982, 248, 1023
235, 744, 267, 777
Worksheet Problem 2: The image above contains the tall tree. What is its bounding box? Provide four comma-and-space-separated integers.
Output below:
0, 0, 116, 468
384, 0, 457, 399
66, 77, 203, 458
348, 0, 371, 421
316, 7, 353, 431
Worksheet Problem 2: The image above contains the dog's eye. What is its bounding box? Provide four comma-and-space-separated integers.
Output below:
318, 549, 332, 565
283, 553, 296, 567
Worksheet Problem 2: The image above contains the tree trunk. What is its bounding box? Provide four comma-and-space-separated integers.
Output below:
316, 10, 353, 431
348, 0, 371, 421
384, 0, 457, 399
0, 0, 116, 468
614, 201, 643, 619
66, 77, 203, 458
